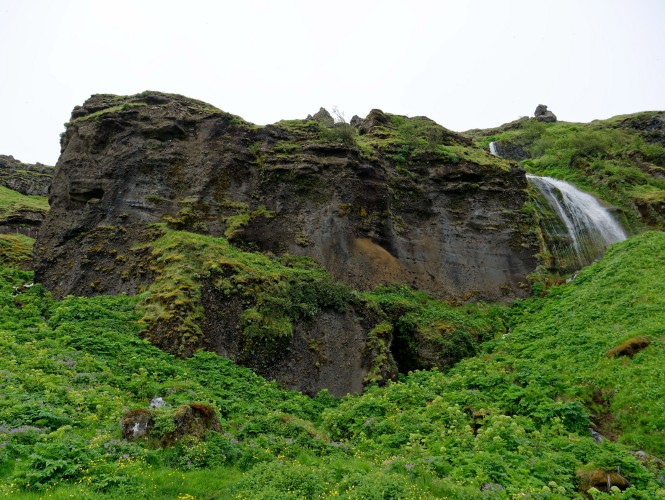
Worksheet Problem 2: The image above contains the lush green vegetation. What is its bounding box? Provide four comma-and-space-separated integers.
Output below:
0, 234, 33, 269
475, 114, 665, 229
1, 231, 664, 498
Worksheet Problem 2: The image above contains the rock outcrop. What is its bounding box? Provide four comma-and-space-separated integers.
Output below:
0, 155, 51, 237
33, 91, 540, 393
487, 141, 529, 161
35, 91, 538, 300
307, 107, 334, 127
0, 155, 53, 196
534, 104, 557, 122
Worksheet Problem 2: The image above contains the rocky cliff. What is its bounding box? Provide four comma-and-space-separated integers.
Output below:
33, 91, 539, 393
35, 91, 538, 298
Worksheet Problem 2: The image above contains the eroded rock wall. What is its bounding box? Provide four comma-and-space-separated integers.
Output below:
35, 92, 538, 301
33, 91, 539, 393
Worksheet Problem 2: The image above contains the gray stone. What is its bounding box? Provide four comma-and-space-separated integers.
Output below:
534, 104, 557, 122
149, 397, 167, 408
309, 107, 334, 127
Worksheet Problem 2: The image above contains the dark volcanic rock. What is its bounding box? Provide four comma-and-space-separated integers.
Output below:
307, 107, 334, 127
618, 112, 665, 147
35, 91, 538, 301
534, 104, 557, 122
0, 155, 53, 196
0, 155, 51, 237
489, 141, 529, 161
34, 91, 539, 392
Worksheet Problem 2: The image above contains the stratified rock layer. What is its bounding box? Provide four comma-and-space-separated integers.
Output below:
33, 91, 539, 393
35, 91, 538, 301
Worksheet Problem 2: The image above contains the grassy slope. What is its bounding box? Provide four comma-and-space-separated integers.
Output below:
0, 185, 49, 219
0, 232, 664, 498
504, 232, 665, 454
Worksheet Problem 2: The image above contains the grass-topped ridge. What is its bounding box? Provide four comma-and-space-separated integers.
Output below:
66, 90, 250, 129
0, 185, 49, 218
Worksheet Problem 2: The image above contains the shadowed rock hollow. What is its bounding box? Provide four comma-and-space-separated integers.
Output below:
33, 91, 539, 394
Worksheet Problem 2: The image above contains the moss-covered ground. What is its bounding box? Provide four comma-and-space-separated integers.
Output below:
0, 230, 664, 498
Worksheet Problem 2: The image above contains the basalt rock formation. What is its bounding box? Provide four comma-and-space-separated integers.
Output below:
35, 91, 538, 299
33, 91, 539, 393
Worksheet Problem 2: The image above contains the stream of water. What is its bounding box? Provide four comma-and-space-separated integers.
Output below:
527, 174, 627, 268
488, 142, 626, 269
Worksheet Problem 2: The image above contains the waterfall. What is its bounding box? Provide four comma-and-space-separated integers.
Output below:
527, 174, 627, 270
489, 141, 499, 156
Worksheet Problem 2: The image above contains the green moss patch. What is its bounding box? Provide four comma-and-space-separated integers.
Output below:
137, 226, 352, 356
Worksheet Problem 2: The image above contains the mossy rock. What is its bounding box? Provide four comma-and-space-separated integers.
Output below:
607, 336, 651, 358
577, 468, 631, 493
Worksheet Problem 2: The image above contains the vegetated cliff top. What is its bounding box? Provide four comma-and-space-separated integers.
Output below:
0, 154, 53, 197
0, 155, 50, 239
465, 110, 665, 230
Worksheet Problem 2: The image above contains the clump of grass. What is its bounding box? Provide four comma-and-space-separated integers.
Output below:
0, 233, 34, 269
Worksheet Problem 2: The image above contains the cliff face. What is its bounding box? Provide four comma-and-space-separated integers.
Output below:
35, 92, 538, 300
32, 91, 538, 393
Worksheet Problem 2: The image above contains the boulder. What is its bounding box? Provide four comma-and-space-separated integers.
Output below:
534, 104, 557, 122
577, 468, 630, 493
120, 409, 153, 441
307, 107, 334, 127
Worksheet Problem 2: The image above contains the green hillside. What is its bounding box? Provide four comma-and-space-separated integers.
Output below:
468, 112, 665, 231
0, 185, 49, 220
1, 231, 664, 498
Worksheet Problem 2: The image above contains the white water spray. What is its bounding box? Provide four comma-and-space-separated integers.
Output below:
527, 174, 627, 267
489, 141, 499, 156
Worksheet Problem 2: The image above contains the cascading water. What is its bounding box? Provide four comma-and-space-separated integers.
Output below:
487, 142, 627, 270
527, 174, 627, 270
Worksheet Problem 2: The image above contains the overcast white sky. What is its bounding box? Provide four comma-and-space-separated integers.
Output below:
1, 0, 664, 165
